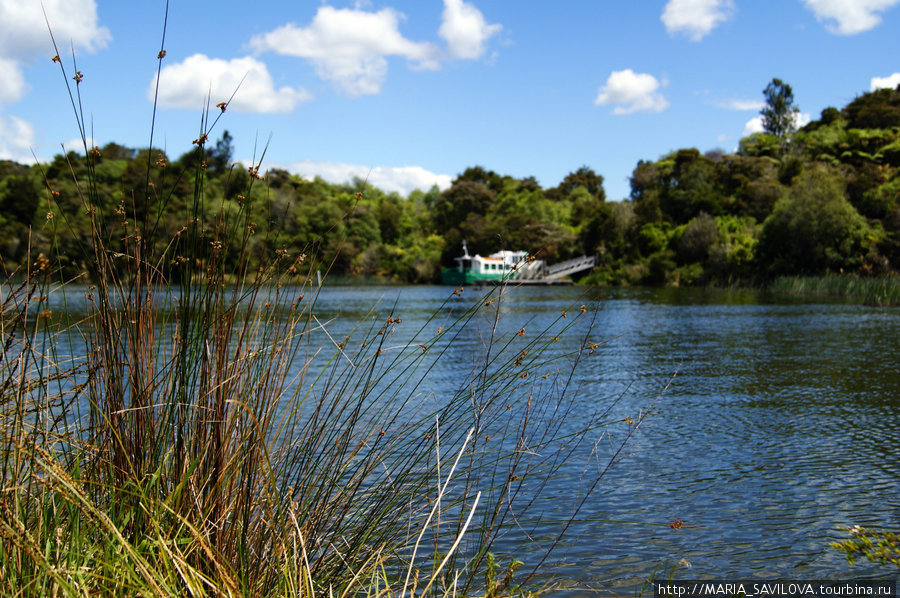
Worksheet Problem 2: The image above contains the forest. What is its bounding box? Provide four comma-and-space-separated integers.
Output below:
1, 81, 899, 286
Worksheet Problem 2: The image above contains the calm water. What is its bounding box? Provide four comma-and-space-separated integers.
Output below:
304, 285, 900, 590
40, 284, 900, 591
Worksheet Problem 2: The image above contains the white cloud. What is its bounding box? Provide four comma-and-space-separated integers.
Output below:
742, 112, 811, 137
0, 114, 37, 162
272, 159, 452, 196
795, 112, 812, 129
661, 0, 734, 41
871, 72, 900, 90
249, 6, 440, 97
717, 98, 765, 111
61, 137, 98, 154
151, 54, 312, 113
439, 0, 502, 60
743, 115, 764, 137
595, 69, 668, 114
0, 58, 27, 104
0, 0, 110, 61
802, 0, 900, 35
0, 0, 109, 109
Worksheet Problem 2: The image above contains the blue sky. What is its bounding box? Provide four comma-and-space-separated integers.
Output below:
1, 0, 899, 200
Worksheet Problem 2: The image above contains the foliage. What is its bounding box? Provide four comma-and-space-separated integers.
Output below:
707, 215, 759, 282
677, 212, 718, 263
615, 81, 900, 286
4, 82, 900, 289
757, 166, 881, 275
832, 526, 900, 569
761, 78, 800, 140
842, 86, 900, 129
737, 132, 782, 158
548, 165, 606, 201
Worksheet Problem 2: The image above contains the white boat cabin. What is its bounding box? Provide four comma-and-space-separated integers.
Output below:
452, 241, 529, 278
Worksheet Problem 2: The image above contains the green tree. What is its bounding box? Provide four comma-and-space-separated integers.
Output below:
677, 212, 718, 263
433, 178, 497, 261
757, 165, 881, 275
737, 132, 782, 158
842, 86, 900, 129
708, 215, 759, 281
553, 166, 605, 201
453, 165, 504, 193
665, 149, 724, 222
0, 171, 40, 224
208, 130, 235, 174
629, 160, 665, 223
761, 78, 799, 140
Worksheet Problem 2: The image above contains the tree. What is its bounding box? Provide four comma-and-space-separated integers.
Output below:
757, 165, 880, 275
842, 87, 900, 129
557, 166, 605, 200
432, 179, 497, 262
0, 168, 39, 223
453, 166, 504, 193
761, 78, 799, 140
678, 212, 718, 263
208, 130, 234, 173
667, 149, 724, 221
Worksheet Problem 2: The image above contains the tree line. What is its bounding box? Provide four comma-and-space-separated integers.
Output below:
1, 80, 899, 285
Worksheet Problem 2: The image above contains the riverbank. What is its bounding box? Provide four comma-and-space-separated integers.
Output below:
766, 274, 900, 305
575, 273, 900, 305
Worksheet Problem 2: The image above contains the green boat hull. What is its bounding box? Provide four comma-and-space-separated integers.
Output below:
440, 268, 509, 285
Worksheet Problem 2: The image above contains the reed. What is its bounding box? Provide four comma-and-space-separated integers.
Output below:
768, 274, 900, 305
0, 8, 640, 597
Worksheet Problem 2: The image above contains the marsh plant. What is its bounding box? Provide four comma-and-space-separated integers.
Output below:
768, 274, 900, 305
0, 11, 642, 597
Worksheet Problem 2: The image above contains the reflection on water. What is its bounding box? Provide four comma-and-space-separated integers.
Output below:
40, 284, 900, 588
551, 288, 899, 591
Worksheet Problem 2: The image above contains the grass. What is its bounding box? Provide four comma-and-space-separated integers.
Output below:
0, 8, 643, 596
768, 274, 900, 305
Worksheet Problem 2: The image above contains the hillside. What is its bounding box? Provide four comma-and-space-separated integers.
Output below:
2, 85, 899, 285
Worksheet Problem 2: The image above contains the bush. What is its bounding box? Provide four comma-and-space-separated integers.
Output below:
677, 212, 717, 263
757, 165, 882, 275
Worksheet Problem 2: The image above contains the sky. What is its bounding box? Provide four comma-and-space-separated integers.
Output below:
1, 0, 899, 201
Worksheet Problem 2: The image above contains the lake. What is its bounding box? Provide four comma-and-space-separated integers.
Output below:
304, 284, 900, 591
37, 283, 900, 591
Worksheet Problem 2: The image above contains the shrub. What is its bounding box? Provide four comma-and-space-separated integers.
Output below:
757, 165, 882, 275
677, 212, 717, 263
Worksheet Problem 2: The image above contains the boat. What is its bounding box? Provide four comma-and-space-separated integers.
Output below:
440, 241, 596, 285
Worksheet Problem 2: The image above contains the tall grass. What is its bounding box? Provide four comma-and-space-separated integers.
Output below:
769, 274, 900, 305
0, 9, 641, 596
